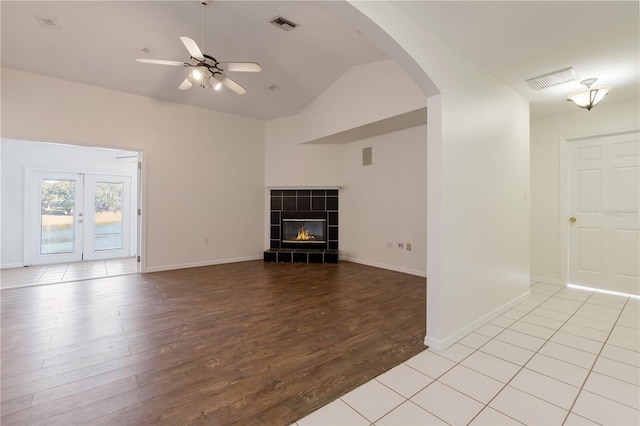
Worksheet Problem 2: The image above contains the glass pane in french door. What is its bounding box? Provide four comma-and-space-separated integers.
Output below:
93, 181, 124, 251
40, 178, 75, 254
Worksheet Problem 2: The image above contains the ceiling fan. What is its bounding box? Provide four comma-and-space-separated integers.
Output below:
135, 1, 261, 95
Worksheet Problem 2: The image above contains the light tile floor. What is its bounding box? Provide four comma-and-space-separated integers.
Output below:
294, 281, 640, 425
0, 257, 139, 289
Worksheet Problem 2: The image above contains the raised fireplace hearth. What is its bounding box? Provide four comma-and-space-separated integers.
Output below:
264, 189, 338, 264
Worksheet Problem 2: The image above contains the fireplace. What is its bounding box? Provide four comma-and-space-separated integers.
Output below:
264, 189, 339, 263
281, 212, 327, 249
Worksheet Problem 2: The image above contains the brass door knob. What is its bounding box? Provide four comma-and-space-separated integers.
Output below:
569, 217, 577, 223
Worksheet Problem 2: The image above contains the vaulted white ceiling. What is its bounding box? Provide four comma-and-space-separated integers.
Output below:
392, 1, 639, 118
2, 1, 638, 120
1, 1, 388, 120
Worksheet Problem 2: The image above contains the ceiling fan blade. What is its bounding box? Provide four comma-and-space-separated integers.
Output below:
135, 58, 187, 66
213, 74, 247, 95
178, 78, 193, 91
179, 36, 204, 61
218, 62, 262, 73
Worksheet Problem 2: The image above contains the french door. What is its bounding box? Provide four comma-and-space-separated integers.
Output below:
567, 132, 639, 295
28, 170, 132, 265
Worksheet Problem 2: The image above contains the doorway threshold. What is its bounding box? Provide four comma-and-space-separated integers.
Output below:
0, 257, 139, 290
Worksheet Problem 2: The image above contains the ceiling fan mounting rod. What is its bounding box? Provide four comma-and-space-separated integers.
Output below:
201, 1, 207, 53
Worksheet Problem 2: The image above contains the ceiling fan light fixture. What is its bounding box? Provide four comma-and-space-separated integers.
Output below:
567, 78, 611, 110
191, 67, 205, 81
136, 2, 259, 96
202, 77, 213, 89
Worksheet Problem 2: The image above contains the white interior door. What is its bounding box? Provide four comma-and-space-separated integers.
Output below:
28, 171, 132, 265
568, 132, 640, 295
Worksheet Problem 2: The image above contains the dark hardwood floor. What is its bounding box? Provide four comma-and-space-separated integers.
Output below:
1, 260, 426, 425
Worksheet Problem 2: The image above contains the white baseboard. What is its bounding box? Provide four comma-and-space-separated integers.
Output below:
530, 275, 563, 286
424, 290, 531, 352
1, 263, 26, 270
344, 256, 427, 278
144, 255, 262, 273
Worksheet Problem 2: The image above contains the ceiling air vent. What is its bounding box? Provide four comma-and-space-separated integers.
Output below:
138, 45, 156, 57
526, 67, 578, 90
270, 16, 299, 31
35, 15, 62, 30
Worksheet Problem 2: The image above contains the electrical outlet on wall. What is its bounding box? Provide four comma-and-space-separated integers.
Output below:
406, 243, 412, 251
397, 242, 404, 249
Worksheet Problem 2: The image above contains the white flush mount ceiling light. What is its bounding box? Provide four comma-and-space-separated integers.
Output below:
567, 78, 612, 110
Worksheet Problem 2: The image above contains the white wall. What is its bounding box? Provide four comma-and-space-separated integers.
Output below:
264, 60, 429, 276
335, 1, 531, 350
1, 68, 265, 272
341, 125, 427, 276
264, 59, 427, 188
299, 60, 429, 144
1, 139, 138, 268
265, 113, 345, 188
530, 99, 640, 283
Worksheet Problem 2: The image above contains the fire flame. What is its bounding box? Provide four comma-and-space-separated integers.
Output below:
295, 226, 315, 241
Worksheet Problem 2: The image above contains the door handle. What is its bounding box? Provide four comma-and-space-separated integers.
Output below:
569, 217, 577, 223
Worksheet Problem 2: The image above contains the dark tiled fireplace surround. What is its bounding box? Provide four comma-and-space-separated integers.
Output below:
264, 189, 339, 263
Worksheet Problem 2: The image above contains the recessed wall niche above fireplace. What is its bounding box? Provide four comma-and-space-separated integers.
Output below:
264, 189, 339, 264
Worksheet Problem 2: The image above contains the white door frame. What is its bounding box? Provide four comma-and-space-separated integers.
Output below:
24, 166, 139, 266
560, 128, 640, 287
137, 152, 147, 273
